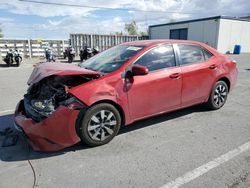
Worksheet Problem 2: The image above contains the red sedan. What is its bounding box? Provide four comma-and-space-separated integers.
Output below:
14, 40, 237, 151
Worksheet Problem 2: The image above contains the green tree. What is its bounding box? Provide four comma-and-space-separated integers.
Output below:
115, 31, 123, 36
139, 31, 148, 36
125, 20, 138, 35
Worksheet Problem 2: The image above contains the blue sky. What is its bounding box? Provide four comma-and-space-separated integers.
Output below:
0, 0, 249, 39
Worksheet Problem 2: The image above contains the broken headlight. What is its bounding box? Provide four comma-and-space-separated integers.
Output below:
62, 96, 86, 110
31, 99, 55, 112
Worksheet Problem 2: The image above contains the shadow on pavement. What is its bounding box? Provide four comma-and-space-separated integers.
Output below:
0, 105, 208, 162
0, 63, 18, 68
0, 64, 8, 68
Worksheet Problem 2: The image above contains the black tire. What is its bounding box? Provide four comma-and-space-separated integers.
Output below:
68, 56, 72, 63
206, 80, 228, 110
80, 56, 84, 62
7, 57, 13, 67
6, 60, 11, 67
79, 103, 121, 147
15, 56, 22, 67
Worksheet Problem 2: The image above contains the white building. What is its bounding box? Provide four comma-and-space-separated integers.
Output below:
149, 16, 250, 53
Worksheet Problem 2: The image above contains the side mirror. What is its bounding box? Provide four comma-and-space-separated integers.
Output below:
131, 65, 149, 76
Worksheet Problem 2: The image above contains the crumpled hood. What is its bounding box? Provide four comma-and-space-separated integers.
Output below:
27, 62, 100, 85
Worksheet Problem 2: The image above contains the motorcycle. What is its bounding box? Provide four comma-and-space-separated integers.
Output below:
67, 46, 75, 63
3, 46, 22, 67
80, 46, 88, 62
92, 46, 100, 56
80, 46, 99, 62
63, 48, 69, 59
45, 47, 55, 62
13, 48, 22, 67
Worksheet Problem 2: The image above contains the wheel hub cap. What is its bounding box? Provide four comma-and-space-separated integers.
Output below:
213, 84, 227, 107
87, 110, 117, 141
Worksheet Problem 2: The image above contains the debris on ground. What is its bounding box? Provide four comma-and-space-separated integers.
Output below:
0, 127, 19, 147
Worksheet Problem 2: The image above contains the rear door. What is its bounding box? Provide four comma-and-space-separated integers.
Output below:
177, 44, 218, 107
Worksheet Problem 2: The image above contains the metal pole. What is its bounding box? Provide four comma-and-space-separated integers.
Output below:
62, 40, 65, 52
28, 39, 32, 59
90, 34, 93, 49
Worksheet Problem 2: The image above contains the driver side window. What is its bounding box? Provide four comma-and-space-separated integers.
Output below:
134, 45, 176, 72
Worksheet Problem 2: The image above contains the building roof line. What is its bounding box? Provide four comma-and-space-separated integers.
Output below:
149, 15, 250, 28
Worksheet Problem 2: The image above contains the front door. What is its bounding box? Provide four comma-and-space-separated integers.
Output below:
125, 45, 182, 120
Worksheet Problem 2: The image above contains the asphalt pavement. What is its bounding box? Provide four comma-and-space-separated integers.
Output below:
0, 55, 249, 188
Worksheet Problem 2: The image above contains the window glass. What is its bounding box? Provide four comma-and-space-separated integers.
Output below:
203, 49, 214, 60
170, 28, 188, 40
134, 45, 176, 71
178, 44, 205, 65
80, 45, 143, 73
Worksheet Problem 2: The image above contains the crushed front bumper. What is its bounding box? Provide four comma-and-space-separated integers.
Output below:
14, 100, 81, 152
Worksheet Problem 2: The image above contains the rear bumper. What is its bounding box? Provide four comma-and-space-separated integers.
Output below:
230, 67, 238, 91
14, 100, 81, 152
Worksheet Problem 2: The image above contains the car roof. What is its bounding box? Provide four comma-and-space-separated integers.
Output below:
122, 39, 206, 47
122, 39, 220, 56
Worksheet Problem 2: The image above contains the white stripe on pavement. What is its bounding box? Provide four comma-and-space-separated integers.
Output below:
160, 141, 250, 188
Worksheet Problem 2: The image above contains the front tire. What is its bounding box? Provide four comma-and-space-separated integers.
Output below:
15, 56, 22, 67
206, 80, 228, 110
79, 103, 121, 147
7, 57, 13, 67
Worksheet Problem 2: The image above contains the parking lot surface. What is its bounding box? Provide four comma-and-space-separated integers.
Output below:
0, 55, 249, 188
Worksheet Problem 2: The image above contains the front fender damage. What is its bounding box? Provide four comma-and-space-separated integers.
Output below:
14, 74, 98, 152
15, 100, 81, 151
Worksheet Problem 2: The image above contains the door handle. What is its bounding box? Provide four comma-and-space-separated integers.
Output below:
209, 64, 217, 69
169, 73, 181, 79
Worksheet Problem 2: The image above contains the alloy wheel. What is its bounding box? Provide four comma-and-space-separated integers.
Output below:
87, 110, 117, 141
213, 84, 227, 107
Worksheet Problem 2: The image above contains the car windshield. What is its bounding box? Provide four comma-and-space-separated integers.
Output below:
80, 45, 144, 73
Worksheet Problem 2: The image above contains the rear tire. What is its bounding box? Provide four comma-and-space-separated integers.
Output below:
79, 103, 121, 147
206, 80, 228, 110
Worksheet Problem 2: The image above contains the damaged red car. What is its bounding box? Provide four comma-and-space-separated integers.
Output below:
14, 40, 237, 151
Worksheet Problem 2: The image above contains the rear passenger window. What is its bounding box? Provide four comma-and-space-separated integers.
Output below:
178, 44, 205, 65
203, 49, 214, 60
134, 45, 176, 72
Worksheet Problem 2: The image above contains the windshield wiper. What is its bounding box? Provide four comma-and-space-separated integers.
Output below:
82, 66, 105, 75
81, 66, 95, 71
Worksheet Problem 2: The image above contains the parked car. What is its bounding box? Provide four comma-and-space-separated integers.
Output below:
14, 40, 237, 151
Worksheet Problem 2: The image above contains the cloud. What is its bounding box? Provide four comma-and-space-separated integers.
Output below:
1, 0, 250, 18
0, 17, 14, 22
0, 0, 250, 38
0, 1, 93, 17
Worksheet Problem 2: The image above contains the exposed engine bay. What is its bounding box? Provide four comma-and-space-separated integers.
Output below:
24, 75, 95, 122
